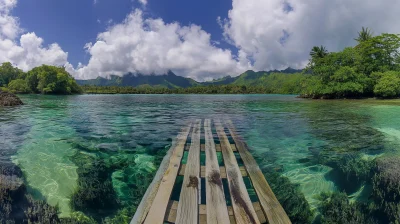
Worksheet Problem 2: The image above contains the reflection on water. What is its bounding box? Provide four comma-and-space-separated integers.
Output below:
1, 94, 400, 222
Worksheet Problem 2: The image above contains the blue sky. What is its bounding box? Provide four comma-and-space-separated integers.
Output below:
12, 0, 233, 67
2, 0, 400, 80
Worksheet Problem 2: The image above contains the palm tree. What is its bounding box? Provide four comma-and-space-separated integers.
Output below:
355, 27, 373, 43
310, 45, 328, 60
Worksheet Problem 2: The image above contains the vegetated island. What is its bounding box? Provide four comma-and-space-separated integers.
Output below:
1, 28, 400, 99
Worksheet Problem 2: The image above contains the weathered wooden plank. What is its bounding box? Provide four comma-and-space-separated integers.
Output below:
204, 119, 230, 224
215, 120, 260, 224
142, 124, 192, 224
231, 144, 238, 151
225, 120, 291, 224
164, 200, 179, 223
181, 165, 246, 178
179, 164, 186, 176
131, 123, 191, 224
176, 119, 202, 224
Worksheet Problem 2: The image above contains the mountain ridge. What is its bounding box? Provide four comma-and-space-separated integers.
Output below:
77, 68, 303, 88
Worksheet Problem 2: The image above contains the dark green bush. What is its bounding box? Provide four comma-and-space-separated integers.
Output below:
70, 152, 118, 217
318, 192, 375, 224
262, 171, 314, 223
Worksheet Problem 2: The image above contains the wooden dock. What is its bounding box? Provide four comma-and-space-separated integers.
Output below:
131, 119, 291, 224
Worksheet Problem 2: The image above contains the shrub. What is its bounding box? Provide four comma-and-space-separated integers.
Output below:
8, 79, 30, 93
373, 71, 400, 98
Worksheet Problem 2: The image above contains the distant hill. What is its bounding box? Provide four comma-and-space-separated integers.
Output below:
202, 67, 303, 86
77, 71, 200, 88
77, 68, 303, 88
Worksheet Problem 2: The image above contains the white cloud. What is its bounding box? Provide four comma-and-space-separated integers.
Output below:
93, 0, 98, 5
0, 0, 69, 71
222, 0, 400, 71
138, 0, 147, 6
70, 9, 250, 80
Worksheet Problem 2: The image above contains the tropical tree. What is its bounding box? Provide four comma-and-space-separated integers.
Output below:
0, 62, 24, 86
355, 27, 373, 43
8, 79, 30, 93
310, 46, 328, 60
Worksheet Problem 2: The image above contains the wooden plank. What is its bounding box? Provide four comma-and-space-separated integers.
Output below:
253, 202, 267, 223
181, 165, 245, 178
179, 164, 186, 176
204, 119, 230, 224
231, 144, 237, 151
225, 120, 291, 224
164, 200, 179, 223
142, 124, 192, 224
132, 123, 191, 224
176, 119, 202, 224
215, 120, 260, 224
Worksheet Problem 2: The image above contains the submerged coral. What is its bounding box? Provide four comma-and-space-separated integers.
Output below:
318, 191, 376, 224
69, 152, 118, 218
371, 156, 400, 223
262, 170, 314, 223
0, 167, 63, 224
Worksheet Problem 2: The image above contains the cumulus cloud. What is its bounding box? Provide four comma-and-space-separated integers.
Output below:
138, 0, 147, 6
0, 0, 69, 71
222, 0, 400, 71
70, 9, 250, 80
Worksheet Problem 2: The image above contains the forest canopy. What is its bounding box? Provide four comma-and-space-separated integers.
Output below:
0, 63, 82, 94
302, 29, 400, 99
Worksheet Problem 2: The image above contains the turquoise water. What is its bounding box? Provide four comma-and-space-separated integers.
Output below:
1, 94, 400, 221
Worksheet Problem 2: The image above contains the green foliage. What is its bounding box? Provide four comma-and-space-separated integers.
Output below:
29, 65, 81, 94
0, 62, 24, 87
373, 71, 400, 98
303, 28, 400, 99
0, 63, 81, 94
355, 27, 373, 43
81, 72, 306, 94
8, 79, 30, 93
310, 45, 328, 62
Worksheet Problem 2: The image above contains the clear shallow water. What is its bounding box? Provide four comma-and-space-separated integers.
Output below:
1, 94, 400, 220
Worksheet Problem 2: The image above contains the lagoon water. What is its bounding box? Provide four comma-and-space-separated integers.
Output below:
1, 94, 400, 221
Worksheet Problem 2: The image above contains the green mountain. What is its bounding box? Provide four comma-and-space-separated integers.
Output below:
77, 68, 303, 88
77, 71, 200, 88
203, 67, 302, 86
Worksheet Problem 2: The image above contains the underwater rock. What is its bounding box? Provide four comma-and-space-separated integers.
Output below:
96, 143, 120, 152
70, 152, 118, 217
0, 91, 23, 106
372, 156, 400, 202
0, 174, 23, 192
371, 156, 400, 223
319, 192, 376, 224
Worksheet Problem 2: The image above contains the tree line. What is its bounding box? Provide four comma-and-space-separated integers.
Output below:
81, 73, 305, 95
2, 27, 400, 98
0, 63, 81, 94
302, 27, 400, 99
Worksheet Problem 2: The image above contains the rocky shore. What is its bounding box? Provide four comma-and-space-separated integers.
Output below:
0, 91, 23, 106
